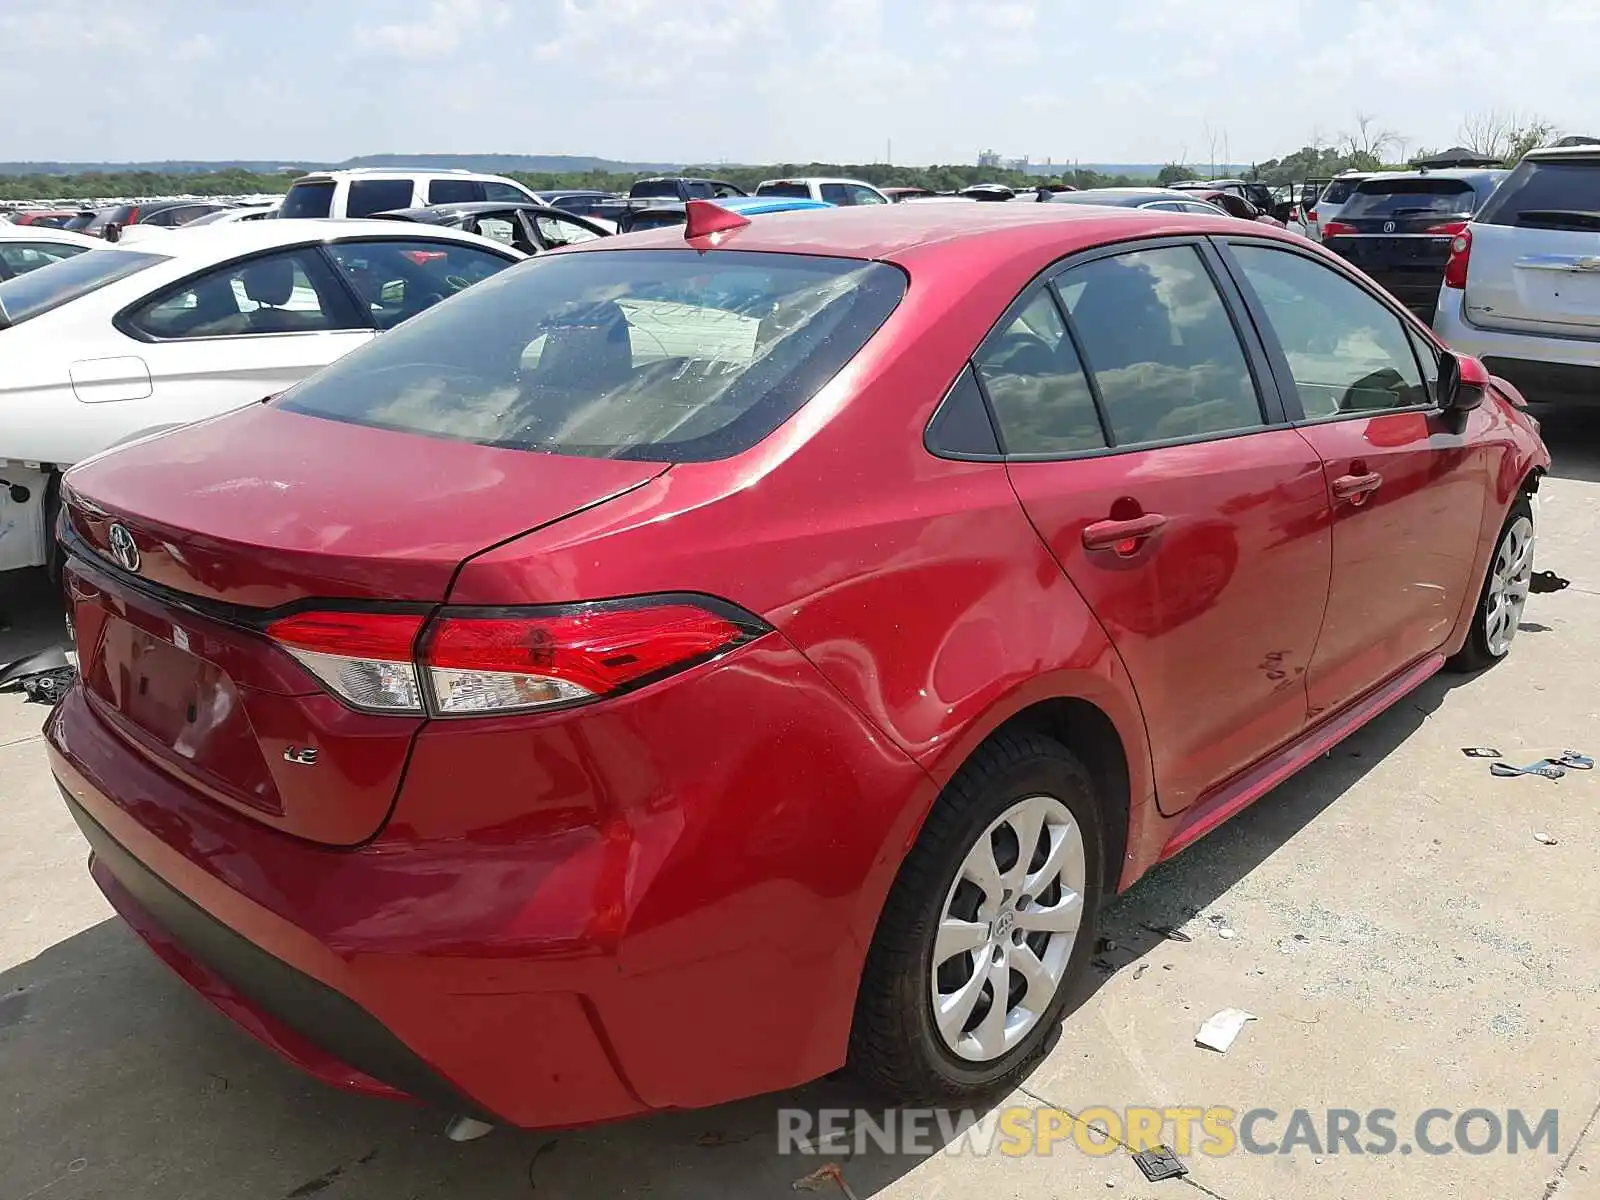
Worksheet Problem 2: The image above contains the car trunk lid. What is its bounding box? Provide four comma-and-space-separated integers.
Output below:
61, 403, 666, 845
1464, 220, 1600, 337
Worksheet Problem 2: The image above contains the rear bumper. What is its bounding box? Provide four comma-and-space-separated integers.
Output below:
46, 636, 933, 1128
1434, 287, 1600, 403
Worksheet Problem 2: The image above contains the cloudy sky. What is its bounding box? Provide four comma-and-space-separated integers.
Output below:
1, 0, 1596, 167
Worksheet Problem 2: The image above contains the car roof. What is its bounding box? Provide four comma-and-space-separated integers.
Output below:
143, 218, 524, 259
1522, 143, 1600, 161
0, 223, 102, 248
1048, 187, 1198, 206
759, 177, 877, 187
291, 168, 523, 185
581, 199, 1297, 267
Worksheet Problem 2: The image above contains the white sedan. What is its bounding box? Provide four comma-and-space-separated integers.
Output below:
0, 222, 101, 280
0, 220, 524, 575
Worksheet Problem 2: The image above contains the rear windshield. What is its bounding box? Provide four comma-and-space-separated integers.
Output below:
1340, 179, 1476, 219
1475, 158, 1600, 229
625, 211, 688, 231
277, 249, 906, 462
280, 181, 335, 219
630, 180, 683, 198
0, 249, 168, 328
756, 182, 812, 199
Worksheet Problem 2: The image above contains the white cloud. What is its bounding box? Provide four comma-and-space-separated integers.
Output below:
359, 0, 510, 60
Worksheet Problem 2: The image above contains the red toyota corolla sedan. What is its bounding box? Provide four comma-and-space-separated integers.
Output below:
48, 201, 1548, 1129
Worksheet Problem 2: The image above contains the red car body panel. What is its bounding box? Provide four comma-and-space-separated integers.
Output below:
47, 204, 1550, 1128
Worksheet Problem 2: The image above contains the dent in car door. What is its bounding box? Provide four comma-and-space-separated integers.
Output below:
1221, 241, 1487, 719
986, 241, 1333, 816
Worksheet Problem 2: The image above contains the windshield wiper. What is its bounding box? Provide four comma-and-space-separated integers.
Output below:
1516, 209, 1600, 229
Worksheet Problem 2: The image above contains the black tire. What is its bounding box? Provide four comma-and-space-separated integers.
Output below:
1447, 494, 1534, 673
849, 731, 1104, 1102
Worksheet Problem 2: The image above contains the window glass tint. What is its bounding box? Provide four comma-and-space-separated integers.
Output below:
0, 241, 88, 277
849, 185, 888, 205
1230, 244, 1428, 417
1340, 179, 1475, 219
483, 181, 528, 202
347, 179, 417, 217
533, 214, 602, 247
626, 210, 687, 232
0, 249, 168, 327
1475, 158, 1600, 229
757, 182, 812, 199
325, 240, 513, 330
926, 367, 1000, 456
630, 180, 682, 198
976, 291, 1103, 454
277, 249, 906, 462
1061, 246, 1262, 445
126, 249, 354, 338
1318, 179, 1360, 206
279, 181, 335, 219
820, 184, 850, 205
427, 178, 481, 204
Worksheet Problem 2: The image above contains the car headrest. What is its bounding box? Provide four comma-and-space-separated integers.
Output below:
241, 257, 296, 307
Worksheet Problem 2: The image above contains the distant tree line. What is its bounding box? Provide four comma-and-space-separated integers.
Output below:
0, 162, 1155, 203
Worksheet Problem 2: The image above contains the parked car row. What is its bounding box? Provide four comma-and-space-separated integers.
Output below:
37, 197, 1546, 1138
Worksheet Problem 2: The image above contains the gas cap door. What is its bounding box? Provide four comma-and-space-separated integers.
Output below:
69, 356, 153, 403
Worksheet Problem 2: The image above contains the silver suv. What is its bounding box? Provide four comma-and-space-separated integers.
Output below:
1433, 144, 1600, 403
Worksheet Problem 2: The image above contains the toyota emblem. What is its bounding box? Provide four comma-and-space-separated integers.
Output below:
107, 523, 140, 573
1383, 220, 1396, 233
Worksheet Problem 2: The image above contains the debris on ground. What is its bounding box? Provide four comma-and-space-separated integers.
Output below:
1131, 1146, 1189, 1183
1195, 1008, 1257, 1053
792, 1163, 860, 1200
1133, 963, 1149, 980
1534, 831, 1559, 845
695, 1131, 752, 1148
1529, 570, 1570, 594
1554, 750, 1593, 770
1218, 928, 1237, 940
1141, 923, 1192, 943
1490, 759, 1566, 780
1461, 747, 1502, 758
0, 646, 76, 705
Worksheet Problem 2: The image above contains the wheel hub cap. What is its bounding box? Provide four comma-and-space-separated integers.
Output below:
930, 793, 1087, 1063
1485, 514, 1535, 658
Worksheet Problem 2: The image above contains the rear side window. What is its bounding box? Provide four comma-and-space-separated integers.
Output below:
324, 240, 514, 329
1475, 158, 1600, 229
277, 249, 906, 462
1060, 247, 1263, 445
280, 182, 335, 219
483, 181, 529, 202
820, 184, 851, 205
427, 179, 482, 204
1318, 180, 1360, 206
1340, 180, 1475, 219
976, 291, 1103, 454
347, 179, 418, 217
125, 249, 360, 339
757, 182, 812, 199
0, 249, 168, 328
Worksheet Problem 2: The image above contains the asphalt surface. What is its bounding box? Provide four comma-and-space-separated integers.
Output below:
2, 407, 1598, 1199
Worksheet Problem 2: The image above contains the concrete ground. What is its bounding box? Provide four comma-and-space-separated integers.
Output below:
3, 410, 1598, 1200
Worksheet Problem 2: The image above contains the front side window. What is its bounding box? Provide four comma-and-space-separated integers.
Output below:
975, 291, 1103, 454
277, 249, 906, 462
848, 185, 888, 206
325, 240, 514, 330
347, 179, 418, 218
1228, 243, 1429, 417
0, 241, 88, 278
125, 249, 358, 339
1060, 246, 1263, 446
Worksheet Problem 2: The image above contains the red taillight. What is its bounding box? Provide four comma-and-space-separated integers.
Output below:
268, 598, 764, 717
1306, 209, 1318, 224
1321, 220, 1357, 238
1443, 227, 1473, 290
1424, 220, 1469, 236
126, 206, 139, 224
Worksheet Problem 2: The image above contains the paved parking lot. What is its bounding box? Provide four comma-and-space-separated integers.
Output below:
3, 410, 1598, 1200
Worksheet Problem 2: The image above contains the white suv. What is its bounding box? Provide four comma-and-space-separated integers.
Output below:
754, 177, 890, 206
278, 168, 541, 220
1305, 171, 1376, 242
1433, 144, 1600, 403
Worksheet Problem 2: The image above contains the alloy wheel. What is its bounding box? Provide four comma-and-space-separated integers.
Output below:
1484, 514, 1535, 658
930, 794, 1086, 1063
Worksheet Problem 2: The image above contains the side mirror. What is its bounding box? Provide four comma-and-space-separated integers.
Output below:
1440, 351, 1489, 412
